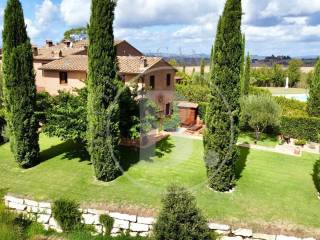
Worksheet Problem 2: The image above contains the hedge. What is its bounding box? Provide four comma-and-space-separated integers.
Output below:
198, 102, 208, 122
280, 116, 320, 142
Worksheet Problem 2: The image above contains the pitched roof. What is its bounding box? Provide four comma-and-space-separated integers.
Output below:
39, 55, 88, 71
117, 56, 162, 74
34, 46, 86, 61
72, 39, 124, 48
39, 55, 166, 74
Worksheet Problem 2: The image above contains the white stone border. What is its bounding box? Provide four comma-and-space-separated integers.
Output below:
3, 195, 317, 239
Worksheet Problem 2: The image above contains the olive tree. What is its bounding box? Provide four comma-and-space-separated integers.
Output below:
241, 95, 281, 141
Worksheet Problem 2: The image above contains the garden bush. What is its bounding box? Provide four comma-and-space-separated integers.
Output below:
99, 214, 114, 236
280, 116, 320, 142
153, 185, 211, 240
294, 139, 307, 146
52, 199, 82, 232
163, 105, 181, 132
274, 96, 307, 117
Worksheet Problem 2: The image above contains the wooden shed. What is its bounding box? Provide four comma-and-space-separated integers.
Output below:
177, 102, 199, 126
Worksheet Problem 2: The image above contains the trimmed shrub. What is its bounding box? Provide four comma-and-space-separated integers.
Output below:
52, 199, 82, 232
280, 116, 320, 142
294, 139, 307, 146
249, 86, 272, 96
99, 214, 114, 236
153, 185, 211, 240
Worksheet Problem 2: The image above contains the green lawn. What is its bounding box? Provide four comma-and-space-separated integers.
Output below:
1, 135, 320, 235
261, 87, 308, 95
238, 131, 279, 147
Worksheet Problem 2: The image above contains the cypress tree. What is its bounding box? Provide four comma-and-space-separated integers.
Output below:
2, 0, 39, 168
241, 53, 251, 96
204, 0, 243, 192
200, 58, 205, 76
87, 0, 121, 181
307, 59, 320, 116
210, 16, 222, 74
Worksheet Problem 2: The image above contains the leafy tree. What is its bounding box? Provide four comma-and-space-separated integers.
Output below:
307, 59, 320, 116
241, 53, 251, 96
175, 84, 210, 103
200, 58, 205, 76
204, 0, 243, 191
271, 64, 285, 87
119, 85, 139, 139
241, 95, 281, 141
168, 59, 178, 67
251, 66, 272, 87
288, 59, 302, 87
87, 0, 121, 181
153, 185, 211, 240
2, 0, 39, 168
63, 27, 87, 40
130, 98, 159, 142
35, 91, 51, 124
43, 89, 87, 143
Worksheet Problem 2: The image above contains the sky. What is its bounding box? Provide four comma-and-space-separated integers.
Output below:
0, 0, 320, 57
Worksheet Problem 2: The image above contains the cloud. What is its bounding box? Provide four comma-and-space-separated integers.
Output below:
115, 0, 224, 28
26, 0, 59, 39
60, 0, 90, 26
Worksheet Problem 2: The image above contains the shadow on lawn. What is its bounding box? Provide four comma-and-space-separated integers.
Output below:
39, 136, 174, 172
39, 140, 90, 165
119, 136, 175, 172
236, 143, 250, 180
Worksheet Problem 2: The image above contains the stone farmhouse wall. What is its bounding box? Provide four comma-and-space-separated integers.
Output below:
4, 195, 316, 240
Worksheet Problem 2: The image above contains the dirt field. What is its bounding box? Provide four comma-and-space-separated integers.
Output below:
178, 66, 314, 74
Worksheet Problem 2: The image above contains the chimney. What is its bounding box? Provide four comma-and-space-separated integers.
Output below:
32, 46, 38, 56
140, 57, 148, 69
51, 50, 62, 58
64, 39, 71, 48
46, 40, 54, 48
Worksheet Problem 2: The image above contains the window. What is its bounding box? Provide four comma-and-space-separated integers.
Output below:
150, 75, 155, 89
165, 103, 171, 116
166, 74, 171, 86
59, 72, 68, 85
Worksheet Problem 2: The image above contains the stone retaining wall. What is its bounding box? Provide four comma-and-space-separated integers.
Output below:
3, 195, 317, 240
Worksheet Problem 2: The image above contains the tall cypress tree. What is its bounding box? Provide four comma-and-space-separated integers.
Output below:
210, 16, 222, 74
2, 0, 39, 168
307, 59, 320, 116
200, 58, 205, 76
87, 0, 121, 181
204, 0, 242, 192
241, 53, 251, 96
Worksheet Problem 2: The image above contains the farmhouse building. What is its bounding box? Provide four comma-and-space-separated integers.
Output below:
32, 39, 176, 116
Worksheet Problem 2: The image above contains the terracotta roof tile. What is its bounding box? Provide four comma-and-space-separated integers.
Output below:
40, 55, 164, 74
73, 39, 123, 48
39, 55, 88, 71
